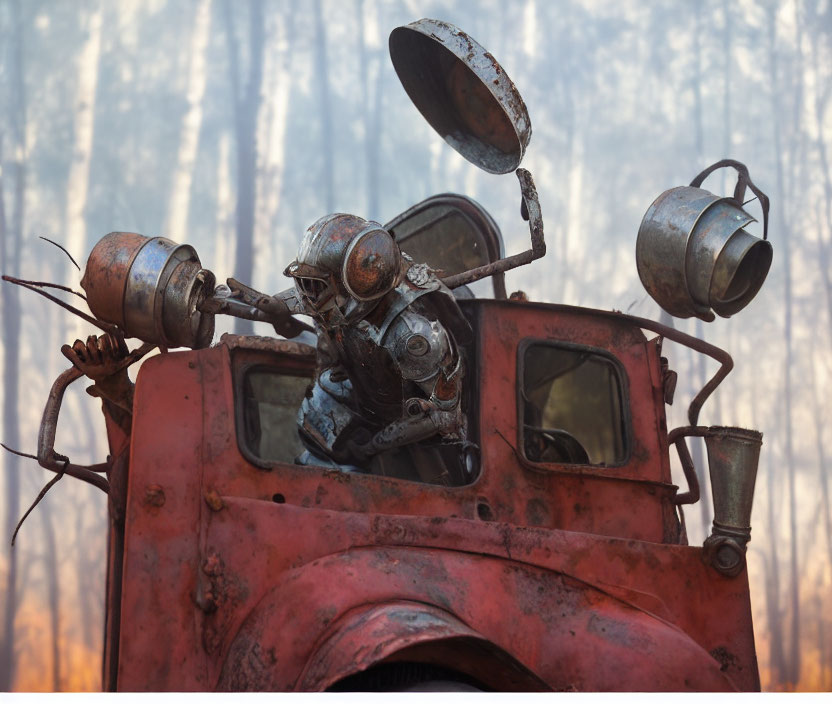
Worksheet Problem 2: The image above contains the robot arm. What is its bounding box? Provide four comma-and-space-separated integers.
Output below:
362, 309, 466, 455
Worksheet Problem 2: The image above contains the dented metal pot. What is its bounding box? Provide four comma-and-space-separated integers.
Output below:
82, 232, 215, 349
636, 160, 773, 322
389, 18, 531, 174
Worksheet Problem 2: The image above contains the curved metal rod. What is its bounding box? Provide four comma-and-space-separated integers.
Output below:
2, 275, 116, 333
668, 426, 709, 505
689, 158, 770, 241
612, 314, 733, 426
2, 442, 109, 491
440, 168, 545, 290
37, 342, 155, 487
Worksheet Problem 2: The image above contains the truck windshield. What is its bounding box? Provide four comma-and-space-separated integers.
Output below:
520, 342, 628, 466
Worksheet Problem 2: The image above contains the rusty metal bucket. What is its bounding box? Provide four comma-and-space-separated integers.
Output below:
389, 19, 531, 174
703, 426, 762, 577
636, 160, 772, 322
81, 232, 215, 349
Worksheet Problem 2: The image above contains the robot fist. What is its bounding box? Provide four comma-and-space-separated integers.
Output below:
61, 333, 129, 381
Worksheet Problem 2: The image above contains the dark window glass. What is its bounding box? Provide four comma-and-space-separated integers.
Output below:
241, 369, 310, 463
521, 344, 627, 466
239, 366, 476, 485
393, 206, 490, 276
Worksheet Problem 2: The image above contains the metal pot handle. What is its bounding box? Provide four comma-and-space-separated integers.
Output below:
688, 159, 770, 242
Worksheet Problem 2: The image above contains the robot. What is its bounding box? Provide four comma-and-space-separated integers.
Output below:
283, 213, 473, 474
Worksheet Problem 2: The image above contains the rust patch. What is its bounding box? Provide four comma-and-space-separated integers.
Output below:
198, 551, 250, 654
218, 634, 277, 692
219, 333, 316, 357
525, 498, 549, 526
143, 484, 166, 508
204, 488, 225, 512
587, 613, 652, 652
710, 646, 743, 673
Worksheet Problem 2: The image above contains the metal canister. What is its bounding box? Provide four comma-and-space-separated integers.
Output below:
636, 186, 772, 321
81, 232, 215, 349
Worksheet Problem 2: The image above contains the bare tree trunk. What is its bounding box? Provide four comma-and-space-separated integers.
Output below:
0, 0, 26, 688
0, 134, 21, 695
367, 57, 384, 221
164, 0, 212, 242
766, 4, 800, 687
817, 595, 827, 691
807, 3, 832, 333
224, 0, 265, 335
764, 452, 788, 685
63, 4, 102, 272
256, 2, 296, 287
40, 506, 61, 690
314, 0, 335, 213
809, 348, 832, 571
720, 0, 732, 193
690, 3, 714, 534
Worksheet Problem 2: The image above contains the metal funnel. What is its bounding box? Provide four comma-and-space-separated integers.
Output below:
703, 426, 763, 577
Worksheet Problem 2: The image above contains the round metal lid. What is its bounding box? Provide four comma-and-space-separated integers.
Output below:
389, 19, 531, 175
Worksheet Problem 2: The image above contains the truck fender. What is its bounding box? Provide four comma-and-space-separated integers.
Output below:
296, 600, 549, 691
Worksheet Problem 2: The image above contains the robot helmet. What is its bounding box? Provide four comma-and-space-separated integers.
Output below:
285, 214, 401, 319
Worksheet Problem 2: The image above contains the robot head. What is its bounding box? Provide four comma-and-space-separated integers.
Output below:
285, 213, 401, 325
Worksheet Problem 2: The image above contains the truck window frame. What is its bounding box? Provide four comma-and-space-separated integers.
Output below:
233, 350, 316, 471
232, 348, 481, 487
516, 338, 632, 469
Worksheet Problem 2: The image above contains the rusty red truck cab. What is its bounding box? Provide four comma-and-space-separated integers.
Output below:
105, 298, 758, 691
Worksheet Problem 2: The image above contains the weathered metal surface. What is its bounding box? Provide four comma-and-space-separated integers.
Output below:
81, 231, 149, 328
218, 332, 316, 357
389, 19, 531, 174
664, 424, 763, 577
82, 232, 215, 349
668, 426, 705, 506
117, 349, 210, 690
636, 161, 773, 322
637, 187, 722, 321
441, 169, 544, 290
110, 298, 758, 692
341, 227, 401, 302
295, 602, 548, 691
203, 509, 752, 692
34, 340, 154, 491
689, 158, 771, 242
199, 279, 313, 338
703, 426, 762, 577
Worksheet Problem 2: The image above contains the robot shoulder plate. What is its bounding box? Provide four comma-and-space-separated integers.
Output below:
383, 308, 451, 383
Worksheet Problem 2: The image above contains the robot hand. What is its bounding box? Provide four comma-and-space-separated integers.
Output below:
368, 398, 464, 455
61, 333, 130, 382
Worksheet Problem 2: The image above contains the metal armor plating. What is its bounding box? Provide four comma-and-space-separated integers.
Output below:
296, 269, 469, 468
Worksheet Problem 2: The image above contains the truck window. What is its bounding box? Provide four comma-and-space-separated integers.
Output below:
238, 364, 475, 485
241, 367, 311, 464
519, 342, 628, 467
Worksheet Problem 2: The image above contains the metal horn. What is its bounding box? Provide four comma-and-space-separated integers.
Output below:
702, 426, 763, 577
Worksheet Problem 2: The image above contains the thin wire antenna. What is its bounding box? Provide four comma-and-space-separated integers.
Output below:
6, 276, 87, 301
40, 236, 81, 271
2, 274, 115, 333
11, 462, 68, 546
0, 443, 37, 460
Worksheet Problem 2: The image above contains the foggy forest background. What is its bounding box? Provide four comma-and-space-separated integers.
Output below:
0, 0, 830, 692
